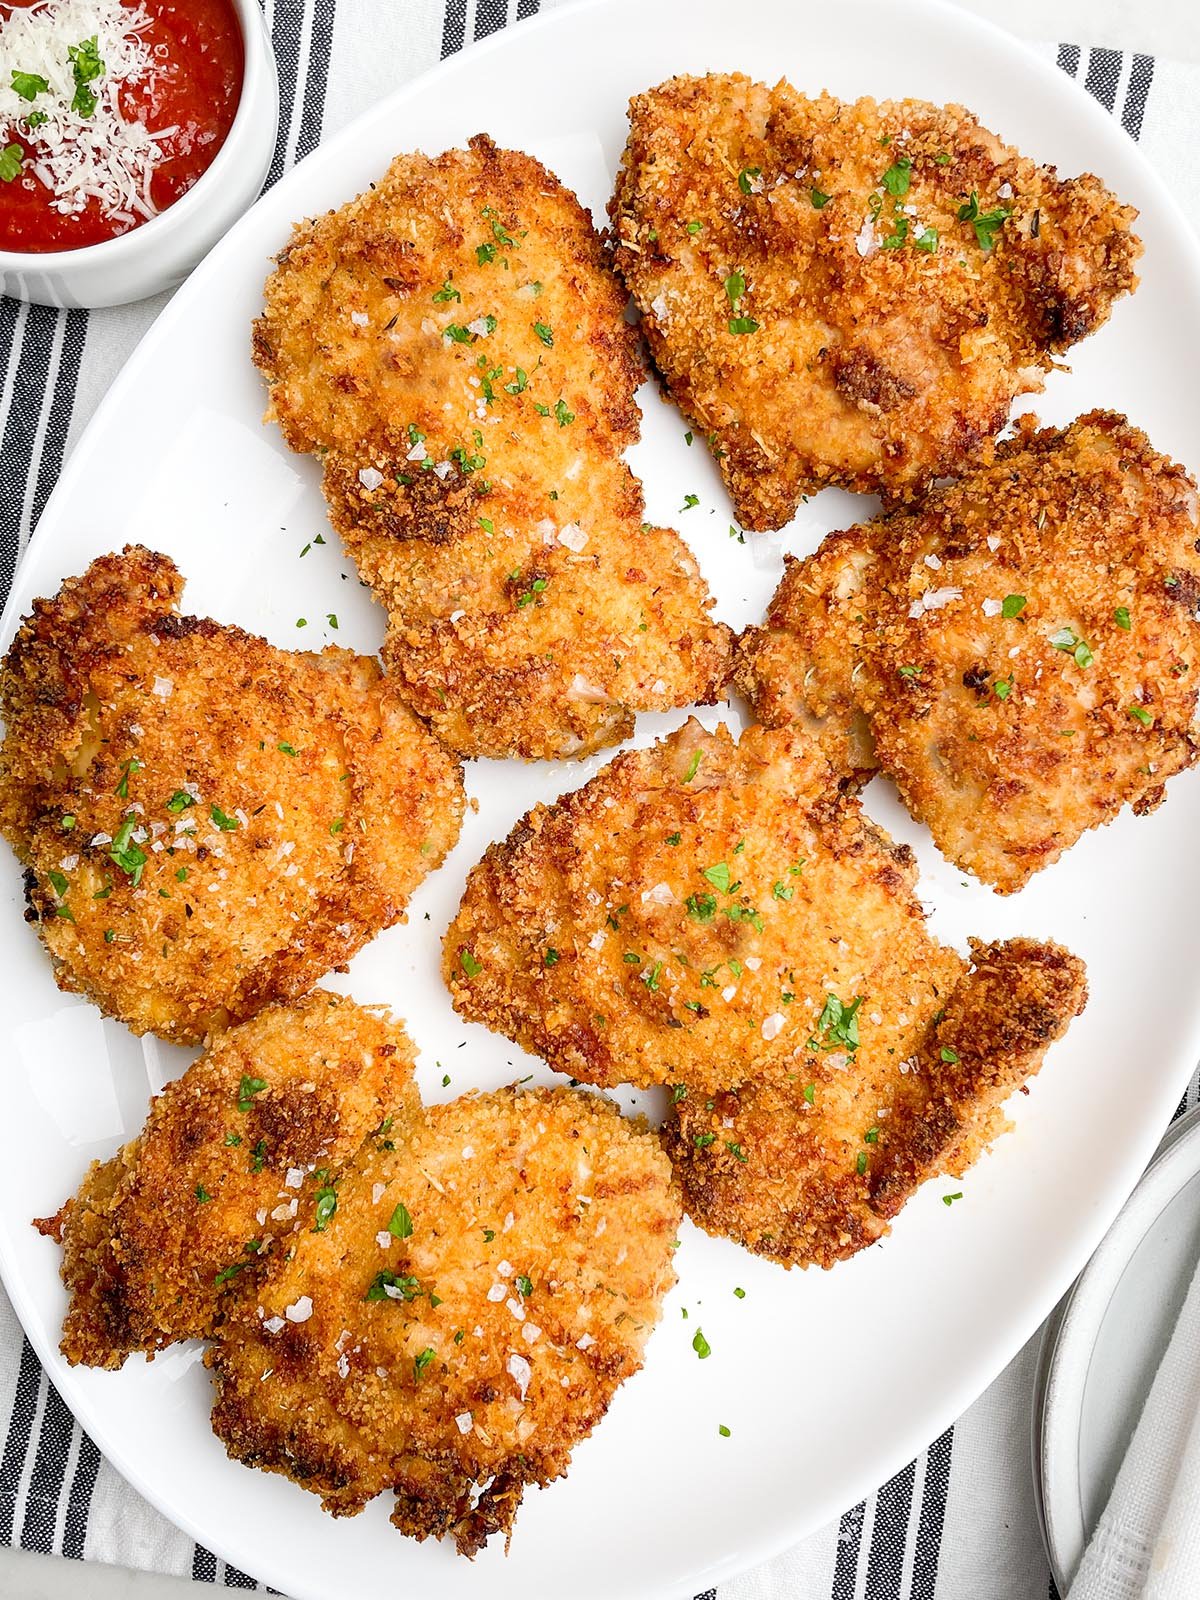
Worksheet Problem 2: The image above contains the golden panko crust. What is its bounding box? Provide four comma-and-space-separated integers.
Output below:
736, 412, 1200, 892
665, 937, 1087, 1268
37, 992, 419, 1368
447, 720, 959, 1095
610, 75, 1141, 527
0, 547, 465, 1041
254, 134, 731, 760
207, 1087, 680, 1557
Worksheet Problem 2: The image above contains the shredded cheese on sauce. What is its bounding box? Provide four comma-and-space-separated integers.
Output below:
0, 0, 175, 225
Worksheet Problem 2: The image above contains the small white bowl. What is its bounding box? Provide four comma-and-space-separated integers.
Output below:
0, 0, 279, 309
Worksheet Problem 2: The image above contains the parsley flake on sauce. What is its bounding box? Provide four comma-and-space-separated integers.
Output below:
11, 71, 49, 101
0, 145, 23, 183
67, 36, 105, 119
388, 1202, 414, 1239
1002, 594, 1027, 619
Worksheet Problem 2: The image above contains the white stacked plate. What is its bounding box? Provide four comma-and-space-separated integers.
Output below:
1035, 1104, 1200, 1590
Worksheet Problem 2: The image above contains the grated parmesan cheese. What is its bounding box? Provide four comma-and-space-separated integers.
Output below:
0, 0, 176, 225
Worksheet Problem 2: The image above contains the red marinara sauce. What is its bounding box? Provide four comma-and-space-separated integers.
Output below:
0, 0, 244, 253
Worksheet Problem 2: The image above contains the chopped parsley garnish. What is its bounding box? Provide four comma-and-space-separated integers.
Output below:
719, 1424, 731, 1437
0, 145, 23, 183
813, 993, 863, 1053
940, 1045, 960, 1064
482, 1228, 495, 1242
725, 1141, 747, 1163
672, 1085, 688, 1103
59, 815, 75, 831
11, 71, 49, 101
915, 227, 939, 252
47, 869, 68, 896
686, 892, 717, 922
1115, 606, 1132, 631
943, 1192, 964, 1205
476, 242, 496, 265
210, 803, 239, 831
414, 1347, 435, 1379
250, 1139, 266, 1173
237, 1075, 267, 1112
728, 317, 760, 336
733, 1286, 746, 1299
737, 166, 760, 194
444, 323, 473, 344
856, 1151, 868, 1176
683, 750, 703, 783
554, 398, 574, 427
681, 493, 700, 511
880, 157, 912, 197
330, 818, 344, 835
165, 790, 195, 814
276, 742, 297, 757
1002, 594, 1027, 619
195, 1184, 213, 1203
993, 678, 1013, 701
803, 1082, 816, 1105
692, 1327, 712, 1358
898, 664, 920, 679
880, 216, 909, 250
642, 961, 663, 993
693, 1132, 715, 1148
365, 1270, 422, 1302
68, 36, 104, 118
1049, 627, 1094, 668
811, 187, 831, 208
459, 948, 483, 979
666, 832, 682, 847
724, 269, 745, 309
224, 1132, 242, 1147
432, 279, 461, 302
326, 613, 339, 629
388, 1202, 413, 1239
515, 1274, 533, 1296
114, 757, 142, 798
533, 321, 553, 346
1128, 703, 1154, 727
771, 880, 794, 902
544, 947, 560, 966
109, 816, 147, 885
702, 862, 732, 892
313, 1186, 338, 1232
957, 191, 1010, 250
213, 1263, 244, 1286
686, 220, 702, 234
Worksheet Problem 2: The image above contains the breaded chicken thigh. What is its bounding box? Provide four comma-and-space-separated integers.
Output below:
736, 412, 1200, 892
254, 135, 731, 759
448, 721, 956, 1090
610, 75, 1141, 528
0, 547, 464, 1041
208, 1087, 679, 1556
38, 992, 418, 1368
666, 936, 1086, 1268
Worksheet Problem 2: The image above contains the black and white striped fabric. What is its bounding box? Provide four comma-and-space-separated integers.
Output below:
0, 11, 1196, 1594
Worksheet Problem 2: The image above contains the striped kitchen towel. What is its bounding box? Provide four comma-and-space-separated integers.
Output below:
0, 5, 1197, 1595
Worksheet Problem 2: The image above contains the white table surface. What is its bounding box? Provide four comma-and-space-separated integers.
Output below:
1, 0, 1197, 1595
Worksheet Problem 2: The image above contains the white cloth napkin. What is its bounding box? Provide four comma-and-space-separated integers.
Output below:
1069, 1253, 1200, 1600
